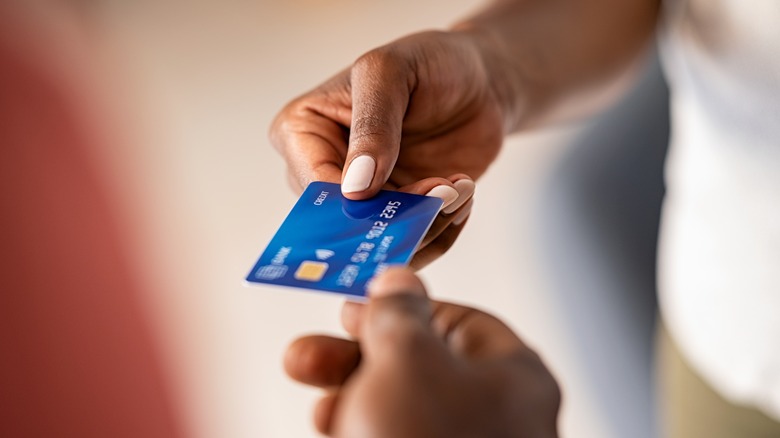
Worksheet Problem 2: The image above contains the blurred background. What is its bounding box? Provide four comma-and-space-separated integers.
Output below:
5, 1, 668, 437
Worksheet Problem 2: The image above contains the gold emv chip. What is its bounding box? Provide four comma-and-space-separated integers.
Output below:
294, 261, 329, 282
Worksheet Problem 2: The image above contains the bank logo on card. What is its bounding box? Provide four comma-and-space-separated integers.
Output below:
255, 264, 288, 280
245, 182, 443, 298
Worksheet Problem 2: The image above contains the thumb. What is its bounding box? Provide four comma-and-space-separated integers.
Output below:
360, 267, 437, 361
341, 49, 412, 200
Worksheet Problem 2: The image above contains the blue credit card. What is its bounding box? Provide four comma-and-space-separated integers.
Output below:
245, 181, 443, 298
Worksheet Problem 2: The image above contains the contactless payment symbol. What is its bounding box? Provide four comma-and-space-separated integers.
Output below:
315, 249, 335, 260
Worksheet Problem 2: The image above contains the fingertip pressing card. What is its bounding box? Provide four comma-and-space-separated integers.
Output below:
245, 181, 443, 299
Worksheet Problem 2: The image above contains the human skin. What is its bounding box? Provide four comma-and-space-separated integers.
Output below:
285, 268, 561, 438
276, 0, 660, 434
269, 0, 660, 267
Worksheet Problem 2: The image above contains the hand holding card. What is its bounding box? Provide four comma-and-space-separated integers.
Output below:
245, 181, 457, 298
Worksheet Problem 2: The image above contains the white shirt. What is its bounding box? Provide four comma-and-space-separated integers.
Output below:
659, 0, 780, 419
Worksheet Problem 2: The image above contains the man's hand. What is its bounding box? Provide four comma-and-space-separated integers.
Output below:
284, 268, 561, 438
270, 30, 508, 268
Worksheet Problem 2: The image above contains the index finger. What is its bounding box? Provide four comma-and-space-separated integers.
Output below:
269, 76, 353, 193
280, 129, 345, 193
429, 302, 527, 360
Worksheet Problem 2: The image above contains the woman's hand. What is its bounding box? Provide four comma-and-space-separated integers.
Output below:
269, 30, 510, 268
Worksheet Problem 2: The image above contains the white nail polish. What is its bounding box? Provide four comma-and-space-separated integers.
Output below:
425, 185, 459, 211
443, 179, 475, 214
342, 155, 376, 194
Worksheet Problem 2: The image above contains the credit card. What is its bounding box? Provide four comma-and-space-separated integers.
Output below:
245, 181, 443, 299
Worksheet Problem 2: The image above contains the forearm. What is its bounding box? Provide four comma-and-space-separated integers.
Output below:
453, 0, 661, 132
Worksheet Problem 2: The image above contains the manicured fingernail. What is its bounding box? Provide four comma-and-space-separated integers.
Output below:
425, 185, 459, 211
342, 155, 376, 194
443, 179, 475, 214
452, 201, 472, 226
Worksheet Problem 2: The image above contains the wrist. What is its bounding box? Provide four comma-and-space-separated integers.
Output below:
449, 23, 544, 134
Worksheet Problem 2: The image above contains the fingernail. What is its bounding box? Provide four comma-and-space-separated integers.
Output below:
342, 155, 376, 194
424, 185, 459, 211
443, 179, 475, 214
368, 267, 426, 298
452, 201, 472, 226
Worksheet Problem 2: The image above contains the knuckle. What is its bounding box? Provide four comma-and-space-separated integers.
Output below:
286, 168, 304, 194
353, 48, 399, 75
378, 322, 430, 355
351, 45, 416, 91
369, 297, 430, 348
351, 47, 413, 92
268, 101, 302, 153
